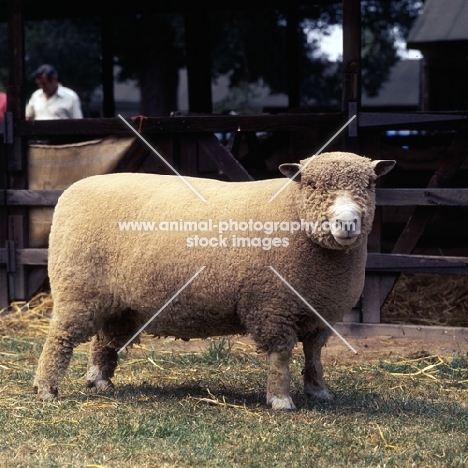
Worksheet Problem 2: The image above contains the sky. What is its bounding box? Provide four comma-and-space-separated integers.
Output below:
316, 25, 422, 61
317, 25, 343, 61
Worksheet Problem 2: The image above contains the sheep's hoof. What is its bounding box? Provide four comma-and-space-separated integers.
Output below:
86, 365, 114, 391
86, 378, 114, 391
305, 386, 333, 402
34, 385, 58, 401
267, 394, 297, 411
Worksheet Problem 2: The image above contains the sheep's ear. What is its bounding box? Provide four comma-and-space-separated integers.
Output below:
279, 163, 302, 182
372, 160, 396, 178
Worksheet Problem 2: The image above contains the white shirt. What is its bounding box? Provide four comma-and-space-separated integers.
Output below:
25, 84, 83, 120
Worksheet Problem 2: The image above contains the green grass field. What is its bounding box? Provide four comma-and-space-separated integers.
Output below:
1, 310, 468, 468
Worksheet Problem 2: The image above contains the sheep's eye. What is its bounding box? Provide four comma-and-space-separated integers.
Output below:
309, 181, 317, 190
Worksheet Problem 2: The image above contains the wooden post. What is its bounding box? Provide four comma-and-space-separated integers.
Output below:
362, 210, 382, 323
342, 0, 361, 152
8, 215, 26, 299
179, 135, 198, 177
286, 7, 300, 109
7, 0, 25, 176
342, 0, 383, 323
101, 16, 116, 118
184, 9, 212, 114
361, 131, 383, 323
6, 0, 29, 302
0, 120, 8, 308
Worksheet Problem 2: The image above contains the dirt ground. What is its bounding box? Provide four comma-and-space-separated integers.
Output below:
320, 334, 468, 365
138, 333, 468, 366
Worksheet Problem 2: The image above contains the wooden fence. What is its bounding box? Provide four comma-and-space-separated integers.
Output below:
1, 111, 468, 340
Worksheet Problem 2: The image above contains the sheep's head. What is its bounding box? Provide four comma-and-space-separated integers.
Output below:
279, 152, 395, 250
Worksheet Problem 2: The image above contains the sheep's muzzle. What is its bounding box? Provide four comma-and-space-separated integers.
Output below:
328, 193, 362, 246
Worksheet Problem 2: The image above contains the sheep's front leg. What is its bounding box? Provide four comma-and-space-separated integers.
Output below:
302, 328, 333, 401
34, 318, 95, 401
34, 327, 75, 401
266, 349, 296, 411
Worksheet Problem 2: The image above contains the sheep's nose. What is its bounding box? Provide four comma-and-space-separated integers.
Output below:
336, 218, 359, 233
328, 194, 362, 245
330, 215, 362, 246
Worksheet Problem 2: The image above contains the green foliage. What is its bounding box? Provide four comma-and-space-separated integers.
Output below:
205, 337, 232, 362
113, 13, 185, 83
210, 7, 342, 110
208, 2, 424, 110
0, 1, 426, 115
24, 18, 102, 104
210, 9, 289, 93
112, 13, 185, 115
361, 0, 425, 96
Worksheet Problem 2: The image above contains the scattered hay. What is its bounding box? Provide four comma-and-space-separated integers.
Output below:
0, 292, 52, 336
380, 352, 468, 387
382, 273, 468, 327
191, 388, 258, 414
387, 356, 445, 381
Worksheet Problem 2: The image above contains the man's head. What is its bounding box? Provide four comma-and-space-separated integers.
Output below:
31, 64, 59, 97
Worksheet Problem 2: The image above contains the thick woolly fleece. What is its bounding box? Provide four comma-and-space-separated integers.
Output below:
34, 151, 395, 403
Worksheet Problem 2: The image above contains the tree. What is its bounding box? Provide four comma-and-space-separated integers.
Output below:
110, 6, 343, 115
111, 0, 423, 115
208, 6, 342, 111
23, 18, 102, 107
206, 2, 425, 107
113, 13, 185, 117
0, 1, 425, 116
360, 0, 425, 96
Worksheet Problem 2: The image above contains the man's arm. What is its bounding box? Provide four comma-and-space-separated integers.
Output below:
25, 98, 34, 120
71, 93, 83, 119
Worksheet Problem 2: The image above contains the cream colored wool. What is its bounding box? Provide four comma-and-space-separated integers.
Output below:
34, 151, 395, 410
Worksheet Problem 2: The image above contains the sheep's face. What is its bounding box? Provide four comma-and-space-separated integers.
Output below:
279, 152, 395, 250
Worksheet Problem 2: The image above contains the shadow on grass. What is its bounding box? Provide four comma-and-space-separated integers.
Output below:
112, 382, 267, 408
80, 378, 468, 428
299, 388, 468, 428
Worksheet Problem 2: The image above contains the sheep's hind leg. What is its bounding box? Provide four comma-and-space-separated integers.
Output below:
86, 310, 140, 391
34, 303, 97, 401
267, 349, 296, 411
302, 328, 333, 401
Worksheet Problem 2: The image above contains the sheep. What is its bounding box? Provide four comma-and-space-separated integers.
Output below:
33, 151, 395, 410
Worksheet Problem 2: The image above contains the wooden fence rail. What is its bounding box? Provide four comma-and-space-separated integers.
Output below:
2, 111, 468, 341
4, 187, 468, 207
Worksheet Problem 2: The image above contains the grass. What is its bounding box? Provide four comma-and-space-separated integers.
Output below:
1, 313, 468, 467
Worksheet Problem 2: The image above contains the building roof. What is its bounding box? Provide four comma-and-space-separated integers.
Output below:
362, 60, 421, 109
407, 0, 468, 48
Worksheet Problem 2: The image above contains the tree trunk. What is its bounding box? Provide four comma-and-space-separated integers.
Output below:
132, 14, 181, 117
139, 55, 179, 117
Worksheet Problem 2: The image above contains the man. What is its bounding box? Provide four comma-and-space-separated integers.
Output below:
25, 64, 83, 120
